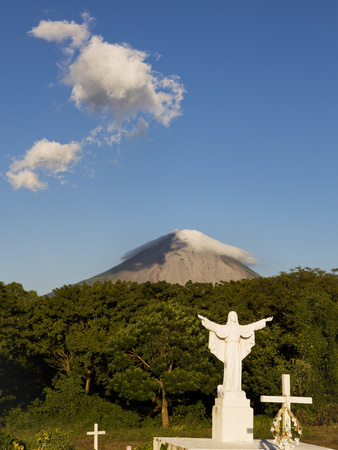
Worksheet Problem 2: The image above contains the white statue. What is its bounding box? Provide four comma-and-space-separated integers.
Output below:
198, 311, 273, 395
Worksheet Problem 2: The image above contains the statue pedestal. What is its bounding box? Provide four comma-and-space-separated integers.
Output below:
212, 392, 253, 443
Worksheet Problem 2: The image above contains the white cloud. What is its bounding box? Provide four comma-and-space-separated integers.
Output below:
176, 229, 258, 265
85, 118, 149, 147
29, 15, 185, 129
6, 169, 47, 192
10, 138, 82, 173
64, 36, 185, 126
29, 14, 91, 51
7, 139, 82, 191
7, 15, 185, 191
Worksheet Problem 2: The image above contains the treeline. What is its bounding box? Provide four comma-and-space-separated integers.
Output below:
0, 267, 337, 428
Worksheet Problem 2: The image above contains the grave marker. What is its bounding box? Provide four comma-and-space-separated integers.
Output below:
261, 374, 312, 428
87, 423, 106, 450
261, 374, 312, 448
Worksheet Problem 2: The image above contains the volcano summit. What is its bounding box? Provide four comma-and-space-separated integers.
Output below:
80, 230, 260, 286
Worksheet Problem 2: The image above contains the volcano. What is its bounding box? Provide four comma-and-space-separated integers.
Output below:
80, 229, 260, 286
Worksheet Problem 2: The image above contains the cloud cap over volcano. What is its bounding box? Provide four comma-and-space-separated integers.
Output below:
80, 229, 260, 286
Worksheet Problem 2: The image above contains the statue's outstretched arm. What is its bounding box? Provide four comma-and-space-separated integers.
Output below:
198, 314, 209, 328
265, 316, 273, 322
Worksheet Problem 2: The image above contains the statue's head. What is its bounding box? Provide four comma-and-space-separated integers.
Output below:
227, 311, 238, 324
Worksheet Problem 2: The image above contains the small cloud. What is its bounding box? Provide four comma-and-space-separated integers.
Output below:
127, 118, 149, 140
29, 13, 92, 51
84, 125, 104, 146
6, 169, 47, 192
10, 138, 82, 173
7, 138, 82, 191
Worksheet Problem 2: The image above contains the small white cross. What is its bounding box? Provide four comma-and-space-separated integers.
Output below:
261, 374, 312, 428
87, 423, 106, 450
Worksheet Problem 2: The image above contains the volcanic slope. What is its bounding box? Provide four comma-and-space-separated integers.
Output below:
80, 229, 260, 286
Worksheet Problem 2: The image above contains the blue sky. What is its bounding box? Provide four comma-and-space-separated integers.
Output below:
1, 0, 338, 295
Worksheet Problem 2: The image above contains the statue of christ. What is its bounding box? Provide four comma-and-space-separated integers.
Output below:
198, 311, 273, 395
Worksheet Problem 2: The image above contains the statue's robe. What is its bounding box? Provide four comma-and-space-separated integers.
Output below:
203, 317, 267, 392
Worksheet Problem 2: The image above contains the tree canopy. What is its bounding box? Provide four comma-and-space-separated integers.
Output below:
107, 300, 219, 426
0, 267, 337, 426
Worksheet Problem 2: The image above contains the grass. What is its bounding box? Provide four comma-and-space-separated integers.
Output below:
82, 425, 338, 450
6, 422, 338, 450
69, 423, 338, 450
302, 424, 338, 449
71, 425, 211, 450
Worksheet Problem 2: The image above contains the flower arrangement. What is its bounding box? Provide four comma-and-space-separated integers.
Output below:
270, 403, 302, 450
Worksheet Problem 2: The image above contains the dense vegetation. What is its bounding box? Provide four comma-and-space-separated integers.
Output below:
0, 267, 337, 444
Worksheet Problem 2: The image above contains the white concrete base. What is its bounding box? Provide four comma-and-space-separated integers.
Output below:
212, 393, 253, 443
153, 437, 333, 450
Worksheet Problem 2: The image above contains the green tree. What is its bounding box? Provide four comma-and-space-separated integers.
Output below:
28, 280, 156, 394
0, 282, 44, 411
240, 268, 338, 414
0, 268, 336, 424
107, 300, 219, 427
28, 283, 115, 393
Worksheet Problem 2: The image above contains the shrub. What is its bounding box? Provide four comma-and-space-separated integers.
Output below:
254, 415, 273, 439
4, 376, 141, 430
135, 443, 153, 450
0, 430, 27, 450
314, 404, 338, 426
171, 401, 210, 428
33, 428, 74, 450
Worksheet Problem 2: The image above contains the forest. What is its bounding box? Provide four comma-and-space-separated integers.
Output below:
0, 267, 337, 448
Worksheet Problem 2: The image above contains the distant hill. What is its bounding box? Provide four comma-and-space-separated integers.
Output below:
79, 229, 260, 286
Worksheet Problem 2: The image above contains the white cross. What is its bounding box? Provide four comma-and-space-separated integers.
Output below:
87, 423, 106, 450
261, 374, 312, 428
